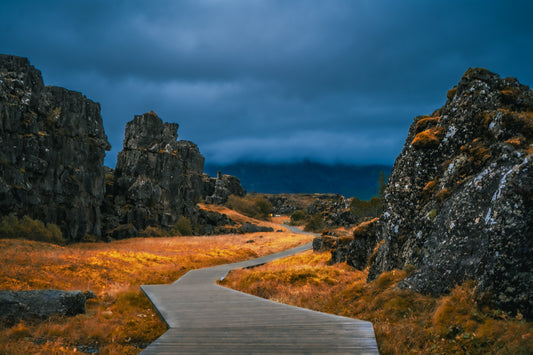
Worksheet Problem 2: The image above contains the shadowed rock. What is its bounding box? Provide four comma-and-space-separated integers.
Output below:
367, 68, 533, 319
103, 111, 205, 238
0, 290, 87, 325
0, 54, 110, 241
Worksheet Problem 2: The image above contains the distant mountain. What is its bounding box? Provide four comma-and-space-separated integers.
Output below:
204, 161, 392, 200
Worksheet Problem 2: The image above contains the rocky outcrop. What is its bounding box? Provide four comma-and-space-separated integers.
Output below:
196, 209, 238, 235
104, 111, 205, 238
268, 193, 360, 228
0, 290, 89, 325
0, 54, 110, 241
313, 218, 380, 268
367, 68, 533, 318
203, 171, 246, 204
240, 222, 274, 234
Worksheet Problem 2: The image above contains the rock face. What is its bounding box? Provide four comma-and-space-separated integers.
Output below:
0, 290, 87, 325
313, 218, 380, 268
203, 171, 246, 204
0, 54, 110, 241
368, 68, 533, 318
103, 111, 205, 238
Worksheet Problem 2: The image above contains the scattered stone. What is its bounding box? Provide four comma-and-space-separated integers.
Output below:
240, 222, 274, 234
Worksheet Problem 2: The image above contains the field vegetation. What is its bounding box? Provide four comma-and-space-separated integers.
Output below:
220, 250, 533, 354
0, 209, 313, 354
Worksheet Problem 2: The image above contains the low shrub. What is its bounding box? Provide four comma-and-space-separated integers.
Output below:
226, 194, 272, 220
349, 197, 382, 221
171, 216, 193, 236
304, 214, 324, 233
289, 210, 308, 225
0, 214, 64, 244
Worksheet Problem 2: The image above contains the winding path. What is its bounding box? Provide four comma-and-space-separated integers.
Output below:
141, 228, 378, 354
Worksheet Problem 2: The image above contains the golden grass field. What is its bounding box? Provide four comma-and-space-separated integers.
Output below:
0, 208, 313, 354
2, 205, 532, 354
220, 250, 533, 354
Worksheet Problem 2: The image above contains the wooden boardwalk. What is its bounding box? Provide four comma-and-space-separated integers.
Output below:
141, 234, 379, 354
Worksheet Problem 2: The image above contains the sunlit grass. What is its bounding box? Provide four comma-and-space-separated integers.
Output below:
221, 250, 533, 354
0, 217, 313, 354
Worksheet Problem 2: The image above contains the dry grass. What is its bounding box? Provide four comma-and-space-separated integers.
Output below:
221, 251, 533, 354
0, 217, 313, 354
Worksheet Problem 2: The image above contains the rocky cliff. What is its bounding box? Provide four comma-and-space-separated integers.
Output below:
103, 111, 205, 238
0, 54, 110, 241
203, 171, 246, 205
368, 68, 532, 318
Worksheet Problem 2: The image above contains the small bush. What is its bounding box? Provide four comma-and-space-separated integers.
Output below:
304, 214, 324, 233
0, 214, 64, 244
139, 226, 168, 238
172, 216, 193, 236
226, 194, 272, 220
289, 210, 308, 225
349, 197, 382, 221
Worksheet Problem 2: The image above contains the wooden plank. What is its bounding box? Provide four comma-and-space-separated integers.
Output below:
141, 236, 379, 354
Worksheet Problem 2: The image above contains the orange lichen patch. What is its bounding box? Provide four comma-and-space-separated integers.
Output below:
411, 127, 445, 149
447, 87, 457, 100
435, 188, 451, 202
422, 178, 438, 194
500, 87, 521, 105
415, 116, 441, 133
222, 253, 533, 354
505, 136, 527, 147
461, 138, 492, 166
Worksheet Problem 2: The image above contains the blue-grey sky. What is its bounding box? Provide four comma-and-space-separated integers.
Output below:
2, 0, 532, 167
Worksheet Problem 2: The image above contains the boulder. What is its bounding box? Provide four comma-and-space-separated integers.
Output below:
240, 222, 274, 234
0, 290, 87, 325
367, 68, 533, 318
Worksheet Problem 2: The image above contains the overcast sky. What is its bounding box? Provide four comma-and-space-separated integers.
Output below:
2, 0, 532, 167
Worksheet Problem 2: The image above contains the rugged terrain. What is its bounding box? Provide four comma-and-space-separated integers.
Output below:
319, 68, 532, 319
0, 54, 246, 241
0, 54, 110, 241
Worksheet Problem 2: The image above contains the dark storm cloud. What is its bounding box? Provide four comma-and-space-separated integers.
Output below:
2, 0, 532, 166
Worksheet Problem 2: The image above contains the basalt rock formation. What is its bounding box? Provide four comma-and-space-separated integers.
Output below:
0, 54, 246, 241
0, 54, 110, 241
368, 68, 532, 318
203, 171, 246, 205
103, 111, 205, 238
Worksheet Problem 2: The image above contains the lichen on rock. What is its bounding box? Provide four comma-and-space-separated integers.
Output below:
367, 67, 533, 319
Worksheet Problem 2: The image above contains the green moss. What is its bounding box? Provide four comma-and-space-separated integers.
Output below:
427, 209, 437, 221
